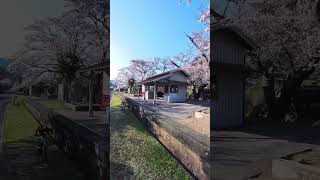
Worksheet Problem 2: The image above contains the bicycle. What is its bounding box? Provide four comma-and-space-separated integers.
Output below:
35, 127, 49, 164
120, 101, 126, 112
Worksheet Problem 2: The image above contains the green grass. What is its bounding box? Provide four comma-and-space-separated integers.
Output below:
245, 86, 265, 117
38, 100, 72, 111
4, 102, 84, 180
17, 95, 71, 111
111, 94, 122, 107
110, 94, 191, 180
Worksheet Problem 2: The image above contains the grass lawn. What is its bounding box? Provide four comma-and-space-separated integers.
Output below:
4, 102, 84, 180
38, 100, 72, 111
110, 94, 191, 180
16, 96, 71, 111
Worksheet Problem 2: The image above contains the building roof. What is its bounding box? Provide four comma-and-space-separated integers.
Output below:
32, 81, 51, 87
211, 23, 257, 50
114, 84, 128, 91
140, 69, 189, 84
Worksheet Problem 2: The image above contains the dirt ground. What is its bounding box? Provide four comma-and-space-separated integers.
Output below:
179, 109, 210, 136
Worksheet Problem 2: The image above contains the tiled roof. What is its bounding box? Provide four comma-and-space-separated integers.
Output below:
140, 69, 189, 84
211, 23, 257, 50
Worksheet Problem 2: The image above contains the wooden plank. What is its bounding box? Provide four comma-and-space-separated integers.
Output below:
271, 159, 320, 180
211, 130, 313, 180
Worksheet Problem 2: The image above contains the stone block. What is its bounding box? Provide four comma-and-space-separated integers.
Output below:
194, 111, 204, 119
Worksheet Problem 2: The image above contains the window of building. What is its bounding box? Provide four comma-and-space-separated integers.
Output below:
148, 86, 154, 92
170, 85, 178, 93
164, 85, 169, 93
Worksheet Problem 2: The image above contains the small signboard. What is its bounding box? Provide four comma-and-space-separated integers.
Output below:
101, 72, 110, 110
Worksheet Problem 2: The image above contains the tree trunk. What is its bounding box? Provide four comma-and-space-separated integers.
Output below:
195, 84, 208, 100
192, 85, 197, 100
29, 85, 32, 97
68, 82, 72, 103
88, 71, 93, 117
270, 84, 292, 121
270, 70, 313, 121
263, 77, 275, 117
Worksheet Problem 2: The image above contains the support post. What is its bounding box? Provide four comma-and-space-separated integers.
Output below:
88, 70, 94, 117
103, 71, 110, 126
58, 84, 64, 101
153, 82, 157, 105
102, 71, 109, 110
29, 85, 32, 97
168, 84, 171, 103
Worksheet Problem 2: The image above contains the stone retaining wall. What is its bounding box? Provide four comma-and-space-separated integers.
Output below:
121, 95, 210, 180
24, 98, 108, 180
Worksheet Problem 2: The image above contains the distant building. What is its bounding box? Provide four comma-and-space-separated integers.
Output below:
115, 85, 129, 93
140, 69, 189, 103
29, 81, 51, 97
79, 61, 109, 110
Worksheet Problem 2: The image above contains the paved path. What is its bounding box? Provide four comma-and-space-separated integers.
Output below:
127, 96, 210, 121
57, 111, 108, 138
0, 94, 12, 178
211, 129, 318, 180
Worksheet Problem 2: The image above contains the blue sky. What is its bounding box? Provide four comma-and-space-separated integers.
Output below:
110, 0, 208, 79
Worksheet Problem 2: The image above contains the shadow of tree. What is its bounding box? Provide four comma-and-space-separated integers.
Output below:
5, 137, 84, 180
110, 162, 134, 180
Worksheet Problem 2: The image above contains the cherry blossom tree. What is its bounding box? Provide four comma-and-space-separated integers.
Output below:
13, 9, 104, 102
129, 59, 157, 82
185, 56, 210, 99
229, 0, 320, 119
183, 0, 210, 60
115, 1, 211, 99
115, 66, 136, 88
115, 59, 156, 89
65, 0, 109, 32
181, 0, 210, 99
153, 57, 176, 73
65, 0, 109, 62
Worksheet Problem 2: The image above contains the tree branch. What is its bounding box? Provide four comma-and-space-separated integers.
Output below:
185, 33, 210, 63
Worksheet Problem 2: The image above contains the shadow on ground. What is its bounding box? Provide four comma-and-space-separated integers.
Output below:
211, 106, 320, 179
5, 137, 84, 180
213, 105, 320, 146
110, 162, 134, 180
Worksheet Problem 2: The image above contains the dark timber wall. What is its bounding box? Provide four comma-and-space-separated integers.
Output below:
212, 63, 244, 128
212, 27, 251, 128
